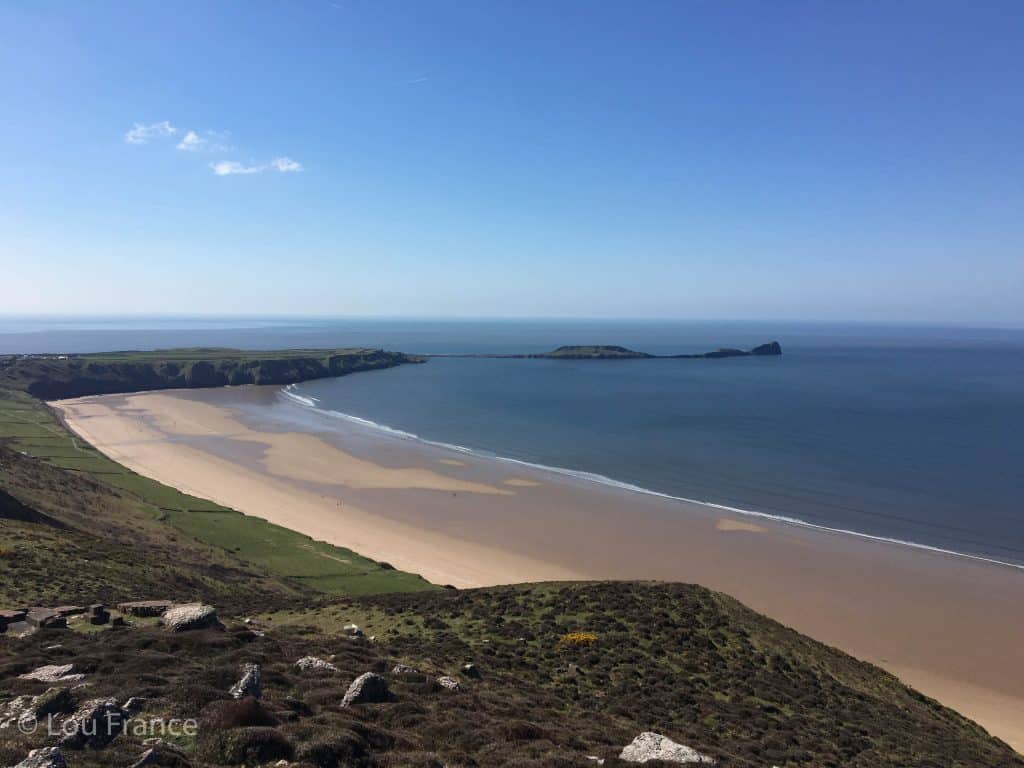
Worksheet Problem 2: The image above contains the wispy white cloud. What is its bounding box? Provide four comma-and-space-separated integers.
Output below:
209, 157, 304, 176
124, 120, 177, 144
177, 129, 232, 152
209, 160, 264, 176
270, 157, 303, 173
127, 120, 301, 175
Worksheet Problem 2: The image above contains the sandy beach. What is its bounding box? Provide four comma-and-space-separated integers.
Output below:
52, 386, 1024, 751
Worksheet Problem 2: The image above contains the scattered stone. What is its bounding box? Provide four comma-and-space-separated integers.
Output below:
0, 696, 35, 731
295, 656, 339, 673
229, 663, 262, 699
59, 698, 127, 750
12, 747, 67, 768
619, 732, 714, 764
437, 676, 463, 692
461, 663, 481, 680
118, 600, 174, 617
18, 664, 84, 684
390, 664, 421, 676
160, 603, 223, 632
343, 622, 364, 638
25, 609, 66, 630
341, 672, 391, 707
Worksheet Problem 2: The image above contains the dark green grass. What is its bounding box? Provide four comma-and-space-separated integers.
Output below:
165, 509, 433, 595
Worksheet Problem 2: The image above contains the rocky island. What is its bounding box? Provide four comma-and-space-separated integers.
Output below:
429, 341, 783, 360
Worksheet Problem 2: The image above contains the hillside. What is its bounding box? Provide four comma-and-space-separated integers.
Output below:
0, 348, 423, 400
1, 450, 1021, 766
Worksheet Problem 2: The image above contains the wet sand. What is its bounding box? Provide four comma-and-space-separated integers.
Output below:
52, 386, 1024, 751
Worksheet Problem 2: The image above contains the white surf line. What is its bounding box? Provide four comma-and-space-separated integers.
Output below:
279, 385, 1024, 573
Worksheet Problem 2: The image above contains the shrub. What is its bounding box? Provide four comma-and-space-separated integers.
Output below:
201, 697, 280, 730
204, 726, 294, 765
558, 632, 598, 647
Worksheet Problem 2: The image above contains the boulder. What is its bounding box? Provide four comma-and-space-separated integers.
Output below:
12, 747, 67, 768
343, 623, 364, 638
229, 663, 262, 700
295, 656, 339, 674
118, 600, 173, 617
461, 663, 481, 680
1, 687, 77, 729
0, 696, 35, 731
59, 698, 127, 750
18, 664, 84, 684
619, 732, 714, 764
160, 603, 223, 632
341, 672, 391, 707
437, 676, 463, 692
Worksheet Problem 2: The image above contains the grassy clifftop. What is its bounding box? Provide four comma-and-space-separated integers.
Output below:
0, 347, 423, 400
0, 389, 434, 600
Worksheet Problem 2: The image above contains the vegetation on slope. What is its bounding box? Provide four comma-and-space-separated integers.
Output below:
0, 391, 433, 598
1, 575, 1021, 767
0, 347, 424, 400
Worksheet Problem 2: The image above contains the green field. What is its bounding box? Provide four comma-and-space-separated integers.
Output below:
0, 388, 434, 596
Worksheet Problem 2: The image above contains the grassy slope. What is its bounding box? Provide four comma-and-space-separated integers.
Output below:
1, 580, 1020, 767
0, 389, 433, 596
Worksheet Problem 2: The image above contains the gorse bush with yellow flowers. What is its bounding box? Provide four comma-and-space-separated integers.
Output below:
559, 631, 598, 646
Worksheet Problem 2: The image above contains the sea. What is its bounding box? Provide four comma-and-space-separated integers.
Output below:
3, 315, 1023, 567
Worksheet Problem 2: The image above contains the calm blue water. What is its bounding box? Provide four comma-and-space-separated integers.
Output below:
3, 316, 1023, 565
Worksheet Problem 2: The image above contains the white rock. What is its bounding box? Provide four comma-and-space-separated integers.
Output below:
160, 603, 222, 632
437, 675, 463, 692
619, 732, 714, 764
13, 747, 67, 768
295, 656, 339, 673
17, 665, 84, 684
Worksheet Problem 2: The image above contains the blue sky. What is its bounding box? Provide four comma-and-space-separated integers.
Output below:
1, 2, 1022, 323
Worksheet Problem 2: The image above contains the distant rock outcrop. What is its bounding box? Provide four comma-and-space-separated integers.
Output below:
619, 732, 714, 764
